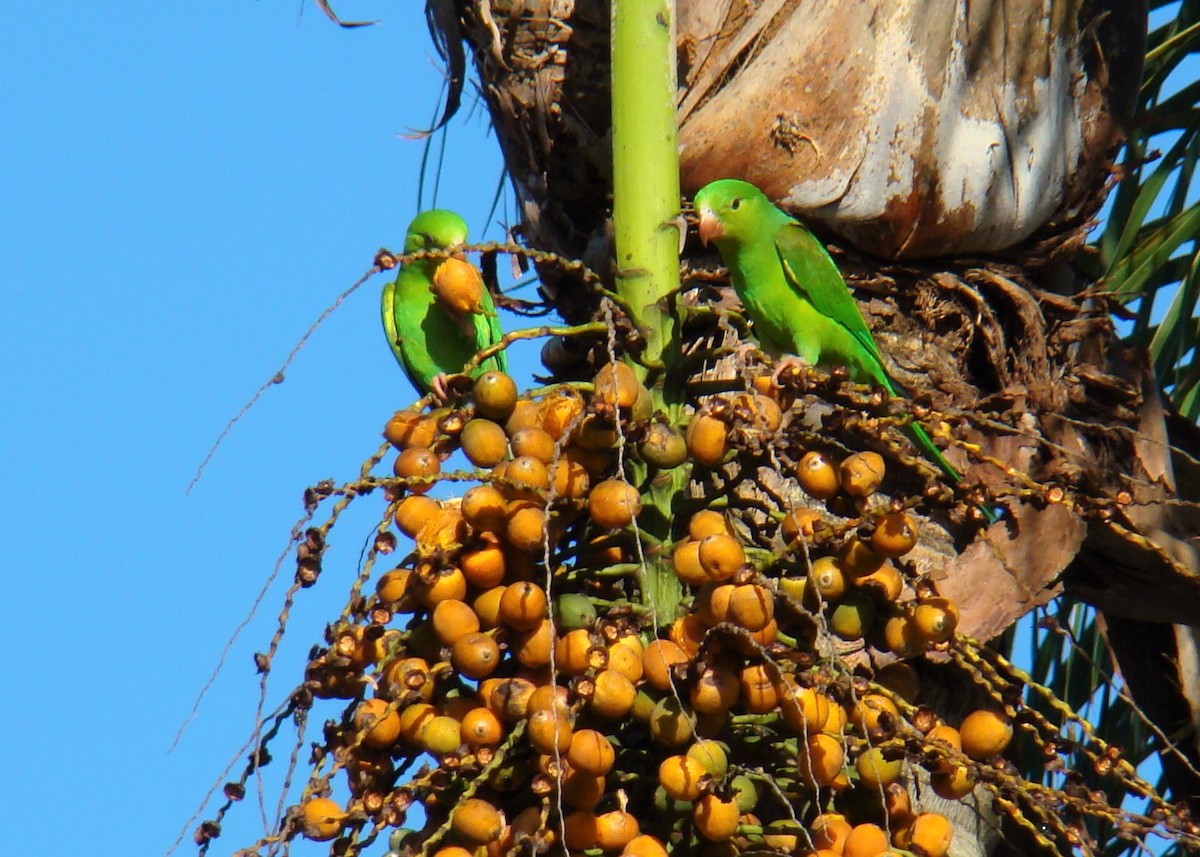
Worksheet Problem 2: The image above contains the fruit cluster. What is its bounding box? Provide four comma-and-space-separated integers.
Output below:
200, 350, 1199, 857
261, 362, 1032, 857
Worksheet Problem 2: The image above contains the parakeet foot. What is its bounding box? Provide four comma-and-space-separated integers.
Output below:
431, 372, 472, 406
770, 355, 811, 387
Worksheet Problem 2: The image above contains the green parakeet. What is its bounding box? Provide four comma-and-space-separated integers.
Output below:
382, 209, 507, 399
694, 179, 992, 519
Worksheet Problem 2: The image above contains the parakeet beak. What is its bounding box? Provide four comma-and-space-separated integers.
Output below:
697, 208, 724, 246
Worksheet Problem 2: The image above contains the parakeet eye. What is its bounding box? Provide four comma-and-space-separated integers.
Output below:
730, 198, 742, 211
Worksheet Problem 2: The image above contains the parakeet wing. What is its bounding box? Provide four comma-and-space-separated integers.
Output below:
773, 222, 891, 387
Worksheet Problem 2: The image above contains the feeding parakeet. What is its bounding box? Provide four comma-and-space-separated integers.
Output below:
382, 209, 507, 400
694, 179, 992, 520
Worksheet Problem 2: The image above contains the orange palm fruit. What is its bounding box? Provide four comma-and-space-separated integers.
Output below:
431, 256, 486, 317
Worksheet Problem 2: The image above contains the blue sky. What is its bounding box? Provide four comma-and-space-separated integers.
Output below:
0, 5, 517, 855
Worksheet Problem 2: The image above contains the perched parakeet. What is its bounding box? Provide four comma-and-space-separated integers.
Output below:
382, 209, 507, 399
694, 179, 990, 517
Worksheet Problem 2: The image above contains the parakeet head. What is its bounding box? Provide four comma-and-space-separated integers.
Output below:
693, 179, 783, 250
404, 209, 470, 254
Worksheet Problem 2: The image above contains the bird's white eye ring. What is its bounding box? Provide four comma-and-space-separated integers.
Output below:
730, 198, 741, 210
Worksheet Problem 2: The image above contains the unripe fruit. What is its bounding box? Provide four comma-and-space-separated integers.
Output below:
729, 773, 758, 812
649, 696, 694, 746
871, 511, 919, 558
687, 738, 729, 778
393, 446, 440, 492
856, 746, 904, 789
451, 798, 505, 845
554, 592, 598, 631
829, 590, 876, 640
840, 451, 886, 497
797, 451, 840, 499
959, 709, 1013, 760
461, 418, 509, 467
686, 414, 729, 467
300, 797, 344, 841
640, 422, 688, 468
473, 371, 518, 420
422, 714, 463, 755
589, 479, 643, 529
